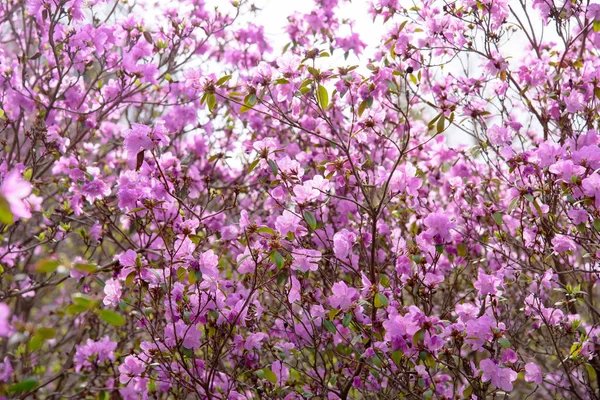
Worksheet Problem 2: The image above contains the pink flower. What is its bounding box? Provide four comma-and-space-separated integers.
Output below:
103, 278, 122, 307
552, 234, 577, 253
288, 275, 301, 303
292, 248, 321, 272
487, 124, 511, 146
0, 304, 10, 337
328, 281, 358, 311
0, 356, 12, 383
480, 358, 517, 391
123, 123, 153, 160
0, 170, 32, 220
474, 268, 502, 297
582, 173, 600, 208
524, 362, 543, 385
276, 210, 307, 237
333, 229, 356, 260
119, 250, 138, 267
272, 360, 290, 385
423, 210, 455, 244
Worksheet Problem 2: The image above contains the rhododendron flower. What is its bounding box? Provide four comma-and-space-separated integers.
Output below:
0, 304, 10, 337
480, 358, 517, 391
474, 268, 502, 297
74, 336, 117, 372
0, 356, 12, 383
103, 278, 122, 307
328, 281, 358, 311
423, 210, 455, 244
276, 210, 307, 237
582, 173, 600, 207
525, 362, 543, 385
552, 234, 577, 253
292, 248, 321, 272
0, 170, 32, 220
333, 229, 356, 259
487, 124, 511, 146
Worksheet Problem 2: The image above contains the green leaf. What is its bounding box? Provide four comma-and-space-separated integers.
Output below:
507, 197, 520, 214
9, 378, 38, 393
593, 219, 600, 232
342, 313, 352, 327
498, 337, 511, 348
207, 93, 216, 112
97, 309, 126, 327
323, 319, 336, 333
73, 262, 97, 273
0, 109, 5, 120
594, 20, 600, 33
391, 350, 403, 366
272, 251, 285, 269
216, 75, 232, 86
457, 243, 467, 257
263, 368, 278, 384
303, 211, 317, 229
37, 327, 56, 339
267, 159, 278, 175
0, 196, 14, 225
357, 99, 369, 117
257, 227, 275, 235
413, 329, 425, 346
248, 158, 260, 173
73, 293, 95, 309
244, 93, 257, 107
374, 293, 388, 308
317, 85, 329, 109
28, 334, 44, 351
436, 114, 446, 134
35, 258, 60, 273
492, 212, 503, 226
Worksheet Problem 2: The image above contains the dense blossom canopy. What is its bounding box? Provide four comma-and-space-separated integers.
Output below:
1, 0, 600, 398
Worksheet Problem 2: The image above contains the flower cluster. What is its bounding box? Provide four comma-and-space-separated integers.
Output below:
1, 0, 600, 398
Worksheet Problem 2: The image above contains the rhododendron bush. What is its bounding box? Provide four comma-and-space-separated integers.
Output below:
2, 0, 600, 398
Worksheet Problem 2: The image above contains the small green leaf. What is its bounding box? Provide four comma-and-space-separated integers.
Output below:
257, 226, 275, 235
317, 84, 329, 109
73, 293, 95, 310
323, 319, 336, 333
342, 313, 352, 327
97, 309, 126, 327
264, 368, 278, 384
594, 20, 600, 33
507, 197, 520, 214
216, 75, 232, 86
248, 159, 260, 173
498, 337, 511, 348
207, 93, 216, 112
267, 159, 278, 175
357, 99, 369, 117
492, 212, 503, 226
35, 258, 60, 273
413, 329, 425, 346
37, 327, 56, 339
0, 196, 14, 225
374, 293, 388, 308
9, 378, 38, 393
303, 211, 317, 229
73, 262, 97, 273
593, 219, 600, 232
272, 251, 285, 269
28, 334, 44, 351
436, 114, 446, 134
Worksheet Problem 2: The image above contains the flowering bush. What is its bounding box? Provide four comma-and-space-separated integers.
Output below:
2, 0, 600, 398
